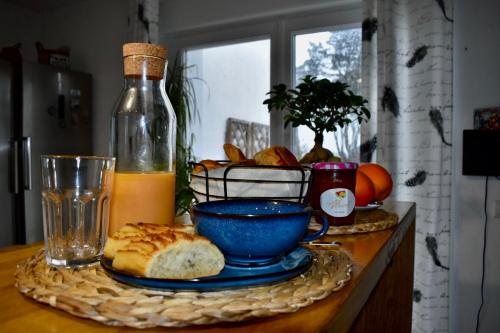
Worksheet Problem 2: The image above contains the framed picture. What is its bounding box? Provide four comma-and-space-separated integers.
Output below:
474, 107, 500, 130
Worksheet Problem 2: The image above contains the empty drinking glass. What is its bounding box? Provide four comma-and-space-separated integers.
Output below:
40, 155, 115, 267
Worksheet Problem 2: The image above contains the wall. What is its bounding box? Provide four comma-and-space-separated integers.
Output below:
0, 1, 42, 61
0, 0, 127, 155
160, 0, 355, 34
41, 0, 128, 155
451, 0, 500, 332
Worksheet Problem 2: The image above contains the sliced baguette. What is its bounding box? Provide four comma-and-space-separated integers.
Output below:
103, 222, 194, 259
104, 223, 224, 279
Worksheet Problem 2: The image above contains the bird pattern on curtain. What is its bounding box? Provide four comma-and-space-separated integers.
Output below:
360, 0, 453, 332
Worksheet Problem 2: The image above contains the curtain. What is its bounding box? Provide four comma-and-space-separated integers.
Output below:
361, 0, 453, 332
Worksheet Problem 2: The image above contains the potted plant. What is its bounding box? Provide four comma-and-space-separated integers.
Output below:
263, 75, 370, 163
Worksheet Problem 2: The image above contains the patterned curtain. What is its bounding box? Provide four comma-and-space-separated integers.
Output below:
360, 0, 453, 332
128, 0, 159, 43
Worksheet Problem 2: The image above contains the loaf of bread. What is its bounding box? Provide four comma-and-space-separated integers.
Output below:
254, 146, 301, 167
104, 223, 225, 279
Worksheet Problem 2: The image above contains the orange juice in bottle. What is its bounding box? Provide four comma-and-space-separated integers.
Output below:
108, 171, 175, 235
109, 43, 176, 235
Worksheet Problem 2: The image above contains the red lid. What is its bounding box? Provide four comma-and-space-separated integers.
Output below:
312, 162, 358, 170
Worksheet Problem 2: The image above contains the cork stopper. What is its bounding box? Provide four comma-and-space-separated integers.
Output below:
123, 43, 167, 80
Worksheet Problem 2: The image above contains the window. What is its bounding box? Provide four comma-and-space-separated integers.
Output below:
185, 39, 271, 160
167, 5, 362, 160
293, 28, 362, 161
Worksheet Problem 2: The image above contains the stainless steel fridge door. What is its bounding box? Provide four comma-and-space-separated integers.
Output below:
0, 60, 14, 247
23, 62, 92, 243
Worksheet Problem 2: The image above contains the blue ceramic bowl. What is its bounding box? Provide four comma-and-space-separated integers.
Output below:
191, 199, 329, 266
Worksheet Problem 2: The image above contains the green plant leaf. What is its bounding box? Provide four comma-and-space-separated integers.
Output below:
165, 53, 201, 216
263, 76, 370, 136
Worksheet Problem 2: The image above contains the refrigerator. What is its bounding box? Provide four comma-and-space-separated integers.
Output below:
0, 60, 92, 246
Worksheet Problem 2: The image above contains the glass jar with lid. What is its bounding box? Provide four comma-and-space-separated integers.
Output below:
308, 162, 358, 226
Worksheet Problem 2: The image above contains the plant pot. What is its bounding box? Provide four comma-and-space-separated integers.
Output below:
299, 133, 341, 164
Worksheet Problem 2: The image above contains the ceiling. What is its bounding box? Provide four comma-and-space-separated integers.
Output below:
1, 0, 89, 12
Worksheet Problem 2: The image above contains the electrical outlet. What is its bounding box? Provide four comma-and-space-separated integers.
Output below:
495, 201, 500, 219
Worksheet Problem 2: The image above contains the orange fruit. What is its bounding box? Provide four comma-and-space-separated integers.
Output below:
355, 170, 375, 206
358, 163, 393, 202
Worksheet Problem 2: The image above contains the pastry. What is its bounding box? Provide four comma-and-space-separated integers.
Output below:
223, 143, 247, 163
104, 223, 224, 279
192, 159, 224, 174
254, 146, 301, 167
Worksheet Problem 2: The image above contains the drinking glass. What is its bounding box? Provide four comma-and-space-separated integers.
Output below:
40, 155, 115, 267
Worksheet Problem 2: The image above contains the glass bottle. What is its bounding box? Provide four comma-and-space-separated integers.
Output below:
108, 43, 176, 235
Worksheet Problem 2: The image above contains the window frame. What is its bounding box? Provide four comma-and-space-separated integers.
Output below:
161, 3, 362, 149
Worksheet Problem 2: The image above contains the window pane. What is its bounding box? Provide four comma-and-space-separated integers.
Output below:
186, 39, 270, 160
293, 28, 361, 161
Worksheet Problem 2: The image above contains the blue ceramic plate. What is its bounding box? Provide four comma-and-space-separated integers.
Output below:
100, 247, 313, 291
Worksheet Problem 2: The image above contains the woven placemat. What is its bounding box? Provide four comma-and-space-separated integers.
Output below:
310, 209, 399, 235
15, 249, 352, 328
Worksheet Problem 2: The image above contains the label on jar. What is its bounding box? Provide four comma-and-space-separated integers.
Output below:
319, 188, 355, 217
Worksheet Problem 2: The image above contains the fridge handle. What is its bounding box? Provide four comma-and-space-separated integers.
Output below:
22, 137, 32, 191
10, 139, 19, 194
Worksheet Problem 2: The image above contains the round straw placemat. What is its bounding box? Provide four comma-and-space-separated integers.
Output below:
310, 209, 399, 235
15, 249, 351, 328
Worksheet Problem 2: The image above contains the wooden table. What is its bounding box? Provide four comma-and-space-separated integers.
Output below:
0, 201, 415, 333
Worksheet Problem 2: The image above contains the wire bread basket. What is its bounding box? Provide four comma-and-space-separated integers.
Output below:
189, 161, 312, 203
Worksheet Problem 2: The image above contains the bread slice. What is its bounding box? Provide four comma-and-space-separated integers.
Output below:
104, 223, 225, 279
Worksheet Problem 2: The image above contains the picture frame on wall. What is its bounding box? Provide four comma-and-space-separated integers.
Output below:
473, 107, 500, 130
